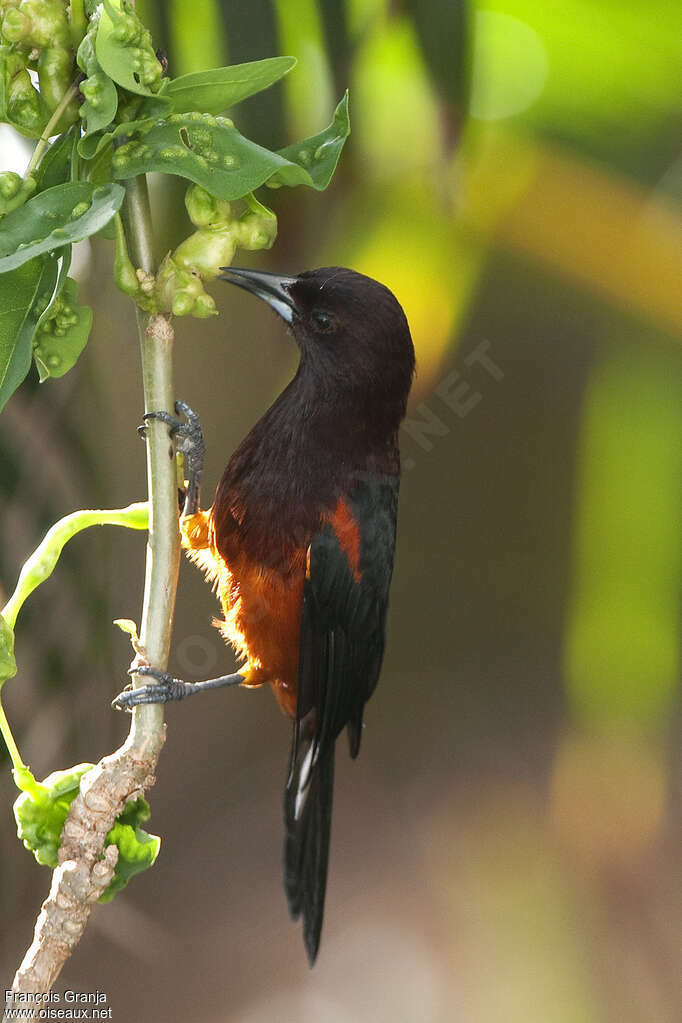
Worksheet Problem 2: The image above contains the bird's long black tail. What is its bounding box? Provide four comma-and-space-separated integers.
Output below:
284, 721, 335, 966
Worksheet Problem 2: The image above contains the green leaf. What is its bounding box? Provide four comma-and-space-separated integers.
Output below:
0, 182, 125, 272
165, 56, 297, 115
33, 126, 79, 191
14, 763, 94, 867
113, 617, 140, 642
110, 113, 283, 198
270, 91, 351, 190
14, 764, 160, 899
0, 257, 58, 412
37, 246, 72, 328
33, 277, 93, 381
77, 8, 119, 135
111, 94, 350, 199
77, 95, 174, 160
95, 0, 163, 97
80, 69, 119, 135
98, 796, 161, 902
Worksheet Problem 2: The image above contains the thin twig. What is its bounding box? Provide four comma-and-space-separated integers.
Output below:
25, 83, 80, 179
4, 175, 180, 1017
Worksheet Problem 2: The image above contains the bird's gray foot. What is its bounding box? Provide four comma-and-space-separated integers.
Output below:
112, 665, 244, 711
142, 400, 205, 515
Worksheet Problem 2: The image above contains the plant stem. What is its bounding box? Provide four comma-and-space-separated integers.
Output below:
3, 176, 180, 1016
121, 174, 181, 746
25, 82, 80, 179
0, 700, 24, 772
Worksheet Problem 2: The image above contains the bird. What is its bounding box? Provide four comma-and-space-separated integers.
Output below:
113, 266, 415, 964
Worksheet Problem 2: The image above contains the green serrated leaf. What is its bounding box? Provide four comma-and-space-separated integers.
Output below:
271, 91, 351, 190
165, 56, 297, 115
110, 95, 350, 200
0, 182, 125, 273
0, 256, 58, 412
33, 277, 93, 381
34, 127, 79, 191
95, 0, 163, 97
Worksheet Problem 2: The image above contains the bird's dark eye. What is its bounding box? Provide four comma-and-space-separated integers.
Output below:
312, 309, 335, 332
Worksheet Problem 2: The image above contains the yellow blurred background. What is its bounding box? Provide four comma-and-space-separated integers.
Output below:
1, 1, 680, 1020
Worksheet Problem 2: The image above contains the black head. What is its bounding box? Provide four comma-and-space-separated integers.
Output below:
220, 266, 415, 419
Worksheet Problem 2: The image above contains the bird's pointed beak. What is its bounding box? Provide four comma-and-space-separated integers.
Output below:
219, 267, 299, 323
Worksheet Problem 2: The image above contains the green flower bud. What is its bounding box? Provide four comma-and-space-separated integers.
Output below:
0, 171, 21, 199
114, 254, 140, 298
113, 213, 152, 305
173, 227, 237, 282
234, 211, 277, 252
6, 65, 48, 138
155, 255, 217, 319
38, 46, 77, 118
235, 193, 277, 252
184, 185, 233, 229
2, 0, 70, 50
0, 172, 36, 217
1, 8, 31, 43
193, 293, 217, 318
171, 292, 193, 317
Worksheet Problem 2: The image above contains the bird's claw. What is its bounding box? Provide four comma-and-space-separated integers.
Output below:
143, 401, 203, 453
139, 401, 204, 455
112, 665, 187, 710
140, 400, 205, 515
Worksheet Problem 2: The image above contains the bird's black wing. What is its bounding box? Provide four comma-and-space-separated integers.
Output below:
284, 473, 399, 964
